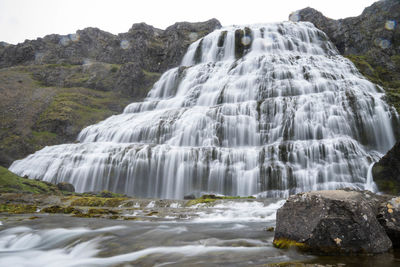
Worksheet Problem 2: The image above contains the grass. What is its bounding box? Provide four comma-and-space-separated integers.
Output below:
0, 166, 60, 194
36, 87, 131, 135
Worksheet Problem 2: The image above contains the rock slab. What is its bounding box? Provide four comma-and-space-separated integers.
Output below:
274, 189, 400, 254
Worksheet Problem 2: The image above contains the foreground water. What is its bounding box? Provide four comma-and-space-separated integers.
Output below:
0, 199, 399, 267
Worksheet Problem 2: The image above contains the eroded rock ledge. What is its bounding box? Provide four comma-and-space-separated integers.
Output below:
274, 189, 400, 254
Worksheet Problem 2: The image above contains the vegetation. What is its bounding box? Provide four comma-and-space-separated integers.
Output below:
186, 194, 256, 206
273, 238, 309, 250
36, 87, 128, 136
68, 195, 128, 207
0, 166, 60, 194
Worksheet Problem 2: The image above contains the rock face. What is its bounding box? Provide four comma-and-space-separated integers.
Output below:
0, 19, 221, 167
274, 190, 400, 254
372, 142, 400, 195
0, 19, 221, 72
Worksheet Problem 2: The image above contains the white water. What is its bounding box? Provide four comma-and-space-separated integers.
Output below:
9, 22, 398, 198
0, 200, 292, 266
192, 200, 285, 223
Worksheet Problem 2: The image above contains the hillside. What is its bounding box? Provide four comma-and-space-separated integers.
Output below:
0, 19, 221, 167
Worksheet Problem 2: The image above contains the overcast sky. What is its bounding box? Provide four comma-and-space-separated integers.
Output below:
0, 0, 377, 44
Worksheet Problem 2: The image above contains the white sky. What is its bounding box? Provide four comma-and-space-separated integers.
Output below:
0, 0, 376, 44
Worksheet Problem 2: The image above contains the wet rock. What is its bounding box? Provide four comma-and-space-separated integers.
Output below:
377, 196, 400, 247
184, 194, 196, 200
274, 190, 393, 254
372, 141, 400, 195
56, 182, 75, 192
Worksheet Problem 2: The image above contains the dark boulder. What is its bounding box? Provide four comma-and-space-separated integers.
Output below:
274, 190, 395, 254
377, 196, 400, 247
56, 182, 75, 192
373, 141, 400, 195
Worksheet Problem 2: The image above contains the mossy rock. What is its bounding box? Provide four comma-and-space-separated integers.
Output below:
42, 205, 82, 215
69, 196, 128, 207
186, 198, 217, 206
0, 204, 37, 214
185, 194, 255, 206
273, 238, 309, 250
0, 166, 60, 194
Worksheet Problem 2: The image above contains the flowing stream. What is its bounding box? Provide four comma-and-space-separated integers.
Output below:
9, 22, 398, 198
1, 200, 399, 267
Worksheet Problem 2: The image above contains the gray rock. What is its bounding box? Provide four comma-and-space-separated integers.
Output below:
274, 189, 393, 254
56, 182, 75, 192
372, 142, 400, 195
377, 196, 400, 247
0, 19, 221, 73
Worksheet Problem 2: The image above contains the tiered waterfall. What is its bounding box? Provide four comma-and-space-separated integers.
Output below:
9, 22, 398, 198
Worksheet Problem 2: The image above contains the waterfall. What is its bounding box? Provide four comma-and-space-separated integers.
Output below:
9, 22, 398, 199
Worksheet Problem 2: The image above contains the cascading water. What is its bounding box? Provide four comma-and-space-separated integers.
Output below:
9, 22, 398, 199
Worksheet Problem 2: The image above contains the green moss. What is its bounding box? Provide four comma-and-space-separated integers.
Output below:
110, 65, 119, 73
0, 203, 37, 214
0, 166, 60, 194
375, 180, 399, 195
69, 196, 128, 207
273, 238, 309, 250
185, 194, 255, 206
42, 205, 82, 215
26, 131, 58, 151
345, 55, 381, 85
36, 87, 131, 135
186, 198, 217, 206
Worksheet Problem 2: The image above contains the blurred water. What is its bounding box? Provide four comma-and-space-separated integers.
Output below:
10, 22, 398, 198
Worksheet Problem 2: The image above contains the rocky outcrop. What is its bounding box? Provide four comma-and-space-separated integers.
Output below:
0, 19, 221, 72
291, 0, 400, 115
372, 142, 400, 195
0, 19, 221, 167
274, 189, 400, 254
290, 0, 399, 56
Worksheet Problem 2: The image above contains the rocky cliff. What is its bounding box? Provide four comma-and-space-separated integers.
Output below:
0, 19, 221, 167
292, 0, 400, 194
